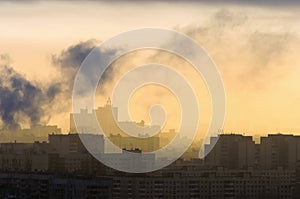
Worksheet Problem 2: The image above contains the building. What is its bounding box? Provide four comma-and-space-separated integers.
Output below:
70, 99, 161, 153
204, 134, 256, 169
159, 129, 177, 148
0, 133, 300, 198
0, 142, 51, 172
48, 133, 106, 173
0, 125, 61, 142
0, 134, 107, 174
70, 99, 119, 134
259, 134, 300, 169
101, 149, 155, 172
49, 133, 104, 154
112, 168, 295, 199
0, 173, 112, 199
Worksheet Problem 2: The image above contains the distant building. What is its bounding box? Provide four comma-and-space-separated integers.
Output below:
204, 134, 256, 169
204, 133, 300, 171
0, 133, 300, 198
70, 98, 119, 134
259, 134, 300, 169
48, 133, 106, 173
0, 125, 61, 142
70, 99, 161, 153
113, 168, 295, 199
101, 149, 155, 172
0, 173, 112, 199
0, 141, 51, 172
0, 134, 106, 174
159, 129, 177, 148
49, 133, 104, 154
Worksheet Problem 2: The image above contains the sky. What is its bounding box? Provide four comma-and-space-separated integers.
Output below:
0, 0, 300, 137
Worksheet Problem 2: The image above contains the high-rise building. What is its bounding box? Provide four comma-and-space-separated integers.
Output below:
70, 99, 161, 152
70, 99, 119, 134
259, 134, 300, 169
204, 134, 256, 169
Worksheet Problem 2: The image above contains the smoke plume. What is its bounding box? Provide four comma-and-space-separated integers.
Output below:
0, 59, 57, 130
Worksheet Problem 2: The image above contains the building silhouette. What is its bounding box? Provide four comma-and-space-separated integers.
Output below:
70, 99, 162, 152
1, 128, 300, 198
0, 125, 61, 143
259, 134, 300, 170
0, 173, 112, 199
204, 134, 256, 169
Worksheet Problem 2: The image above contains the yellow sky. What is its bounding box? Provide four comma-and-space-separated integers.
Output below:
0, 1, 300, 136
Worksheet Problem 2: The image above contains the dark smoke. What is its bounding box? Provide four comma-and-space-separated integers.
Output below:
0, 40, 118, 130
52, 39, 117, 96
0, 64, 58, 130
52, 40, 97, 70
52, 39, 97, 97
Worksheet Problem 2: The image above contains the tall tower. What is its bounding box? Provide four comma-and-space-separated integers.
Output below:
106, 98, 112, 107
95, 98, 119, 135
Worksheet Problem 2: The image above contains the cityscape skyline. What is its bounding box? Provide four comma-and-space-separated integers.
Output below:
0, 132, 299, 198
0, 99, 297, 140
0, 1, 299, 197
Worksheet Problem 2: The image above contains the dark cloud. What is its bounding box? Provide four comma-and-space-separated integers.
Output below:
0, 40, 118, 130
0, 64, 58, 130
52, 39, 118, 97
51, 40, 97, 98
52, 40, 97, 70
46, 83, 61, 101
